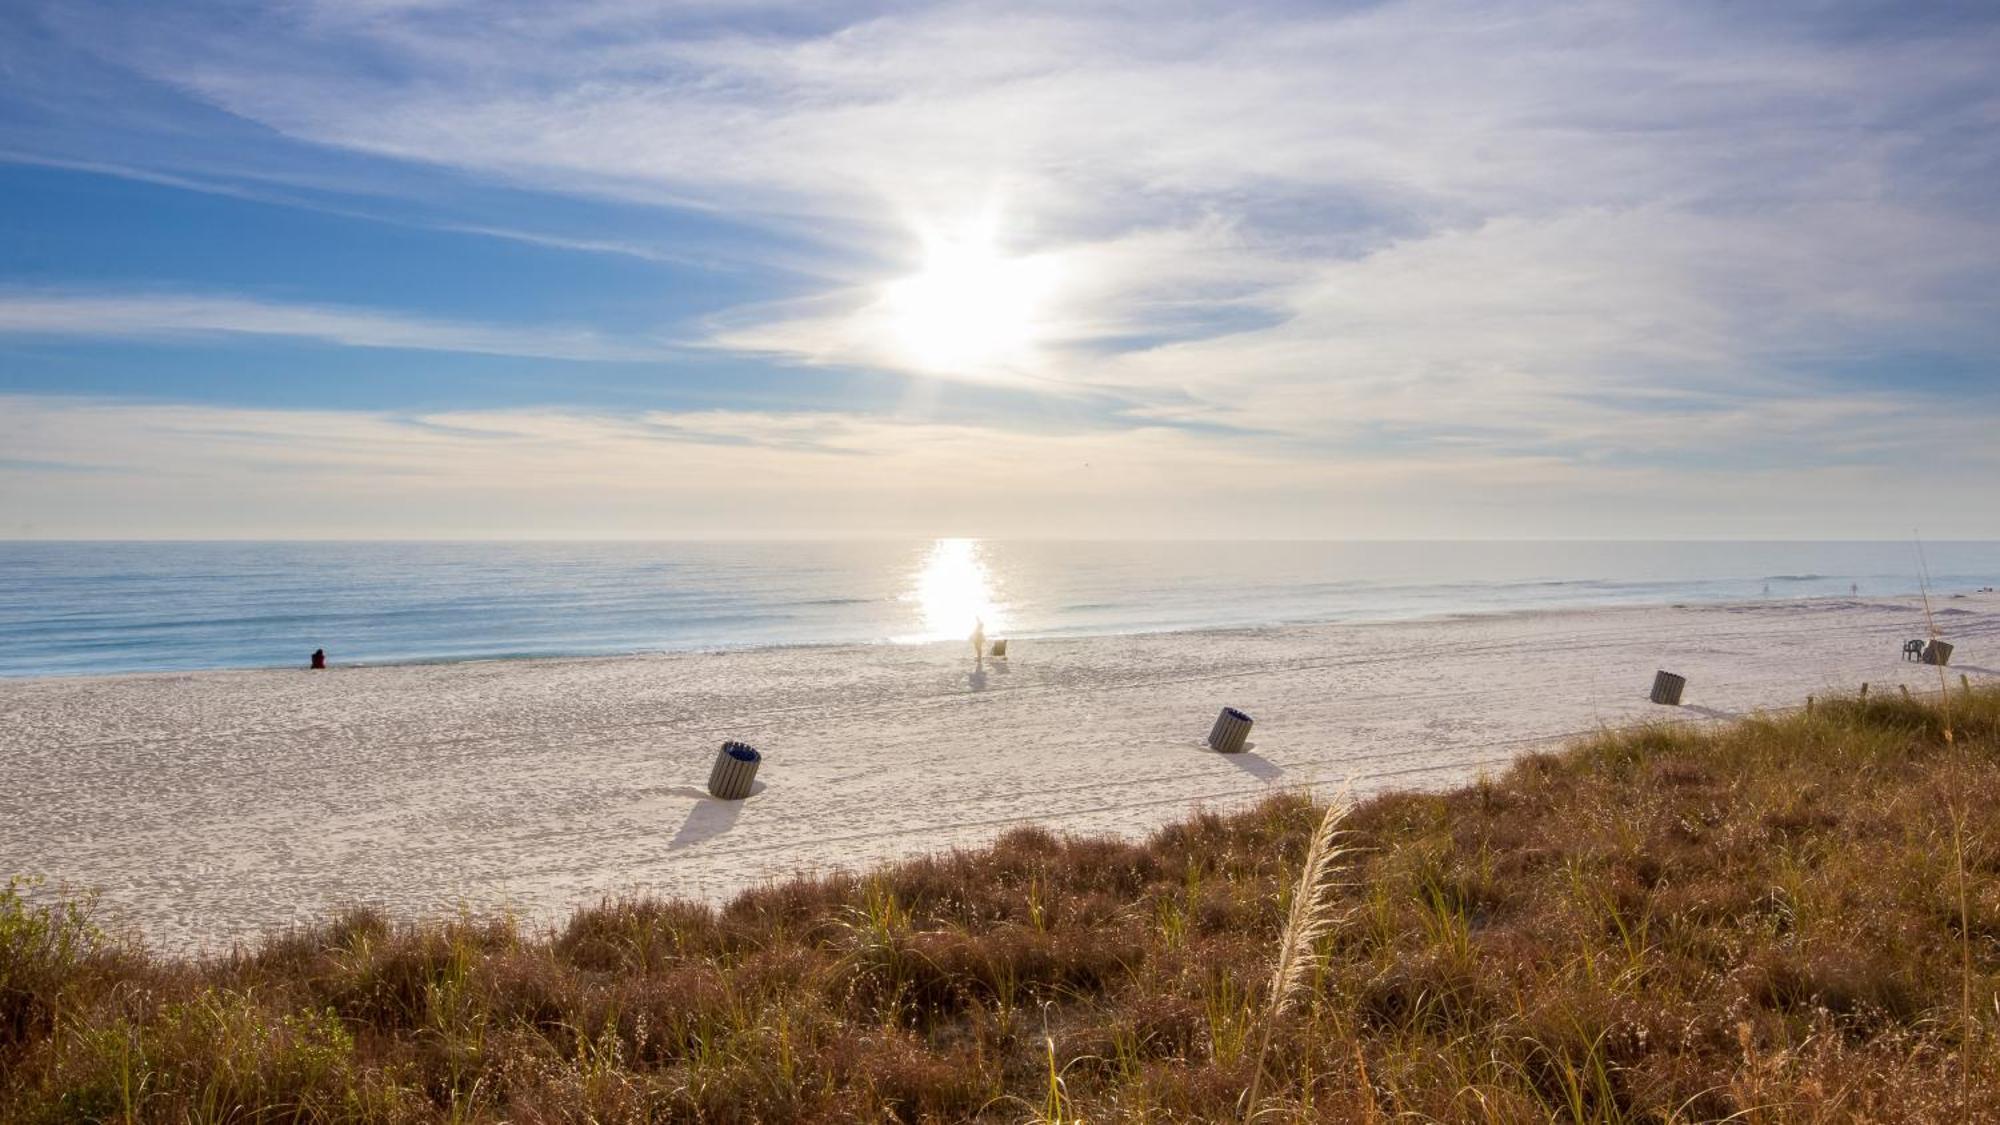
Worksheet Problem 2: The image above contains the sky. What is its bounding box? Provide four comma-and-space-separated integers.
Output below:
1, 0, 1997, 539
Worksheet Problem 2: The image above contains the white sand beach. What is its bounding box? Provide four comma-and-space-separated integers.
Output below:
3, 594, 1995, 954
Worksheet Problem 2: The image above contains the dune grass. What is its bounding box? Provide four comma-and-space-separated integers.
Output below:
4, 684, 1999, 1122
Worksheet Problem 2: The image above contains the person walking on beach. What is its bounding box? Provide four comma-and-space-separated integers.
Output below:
970, 617, 986, 668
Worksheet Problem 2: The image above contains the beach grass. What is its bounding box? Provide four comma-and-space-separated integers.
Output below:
4, 684, 1998, 1122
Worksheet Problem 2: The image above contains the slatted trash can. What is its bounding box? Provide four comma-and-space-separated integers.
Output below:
707, 740, 761, 800
1650, 670, 1687, 706
1208, 706, 1254, 753
990, 639, 1008, 657
1923, 640, 1954, 667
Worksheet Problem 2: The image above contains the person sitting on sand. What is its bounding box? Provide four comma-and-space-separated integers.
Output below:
310, 648, 326, 670
970, 618, 986, 667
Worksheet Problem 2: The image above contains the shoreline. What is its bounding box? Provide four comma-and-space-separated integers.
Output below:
3, 592, 1995, 954
3, 588, 1990, 686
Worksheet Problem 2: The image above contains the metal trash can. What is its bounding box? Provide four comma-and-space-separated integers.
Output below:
990, 639, 1007, 657
1208, 706, 1253, 753
1923, 640, 1954, 667
707, 740, 761, 800
1650, 670, 1687, 706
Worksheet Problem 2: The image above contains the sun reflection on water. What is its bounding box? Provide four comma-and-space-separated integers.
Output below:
906, 538, 1007, 643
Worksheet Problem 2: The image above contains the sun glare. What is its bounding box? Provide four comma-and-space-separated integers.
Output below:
884, 221, 1056, 375
908, 538, 1007, 643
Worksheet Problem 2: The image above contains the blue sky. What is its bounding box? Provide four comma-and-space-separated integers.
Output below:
1, 0, 1997, 538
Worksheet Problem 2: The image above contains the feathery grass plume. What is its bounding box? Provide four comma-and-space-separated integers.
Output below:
1917, 533, 1974, 1102
1265, 803, 1350, 1012
1245, 795, 1351, 1123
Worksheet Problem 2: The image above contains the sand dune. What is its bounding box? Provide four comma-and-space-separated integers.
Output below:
3, 594, 1995, 954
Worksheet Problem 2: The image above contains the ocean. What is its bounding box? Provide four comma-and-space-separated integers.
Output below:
2, 539, 1997, 678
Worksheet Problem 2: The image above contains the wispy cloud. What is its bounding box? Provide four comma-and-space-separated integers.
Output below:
0, 292, 671, 362
0, 150, 747, 269
2, 393, 1995, 539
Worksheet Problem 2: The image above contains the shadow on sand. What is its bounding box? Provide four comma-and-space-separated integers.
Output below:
668, 783, 765, 849
1679, 704, 1740, 721
1215, 742, 1285, 781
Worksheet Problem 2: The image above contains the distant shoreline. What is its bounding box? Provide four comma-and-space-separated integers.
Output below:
8, 539, 2000, 679
2, 586, 1989, 684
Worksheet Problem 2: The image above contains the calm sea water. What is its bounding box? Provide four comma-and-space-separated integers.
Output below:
1, 540, 1997, 678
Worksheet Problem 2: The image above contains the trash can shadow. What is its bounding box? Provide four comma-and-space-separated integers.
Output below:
670, 783, 764, 849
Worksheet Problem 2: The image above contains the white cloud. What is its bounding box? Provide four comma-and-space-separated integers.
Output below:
2, 394, 1995, 539
7, 0, 1998, 533
83, 0, 1992, 391
102, 2, 1997, 227
1086, 201, 2000, 444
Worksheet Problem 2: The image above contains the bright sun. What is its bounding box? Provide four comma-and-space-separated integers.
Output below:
884, 221, 1057, 375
